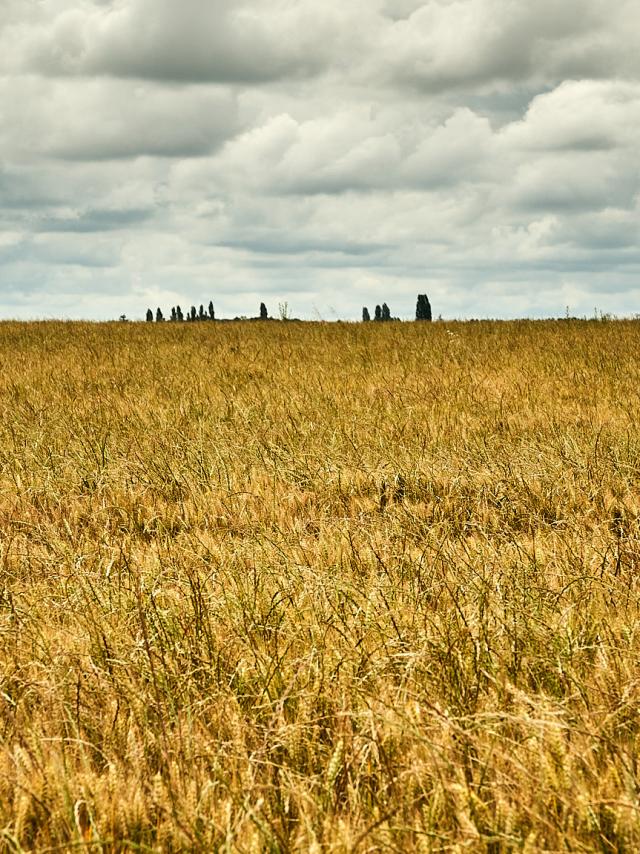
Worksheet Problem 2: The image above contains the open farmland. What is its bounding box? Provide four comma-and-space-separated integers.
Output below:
1, 319, 640, 852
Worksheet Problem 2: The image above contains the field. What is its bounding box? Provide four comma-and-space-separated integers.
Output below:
1, 319, 639, 852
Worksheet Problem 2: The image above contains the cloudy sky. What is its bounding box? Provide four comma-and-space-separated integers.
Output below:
1, 0, 639, 320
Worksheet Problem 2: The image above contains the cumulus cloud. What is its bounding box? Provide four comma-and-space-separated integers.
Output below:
501, 81, 640, 212
10, 0, 335, 83
503, 80, 640, 151
177, 105, 500, 198
1, 0, 639, 320
196, 110, 403, 194
375, 0, 640, 92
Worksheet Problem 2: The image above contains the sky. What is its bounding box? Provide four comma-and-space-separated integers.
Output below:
0, 0, 639, 321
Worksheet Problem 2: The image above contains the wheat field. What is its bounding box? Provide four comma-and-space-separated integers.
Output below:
0, 319, 639, 852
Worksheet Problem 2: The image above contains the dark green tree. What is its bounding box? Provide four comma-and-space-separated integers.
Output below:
416, 294, 432, 321
190, 306, 197, 322
260, 302, 268, 320
171, 307, 177, 322
155, 307, 164, 322
362, 307, 370, 322
146, 309, 153, 322
208, 301, 215, 320
176, 305, 184, 322
381, 303, 391, 321
374, 305, 382, 321
199, 304, 205, 321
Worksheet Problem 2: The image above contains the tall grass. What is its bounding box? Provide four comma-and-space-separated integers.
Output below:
0, 319, 639, 851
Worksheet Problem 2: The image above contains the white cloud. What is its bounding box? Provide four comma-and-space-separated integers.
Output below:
179, 105, 499, 198
500, 81, 640, 212
402, 109, 496, 186
203, 110, 402, 194
502, 80, 640, 151
375, 0, 639, 91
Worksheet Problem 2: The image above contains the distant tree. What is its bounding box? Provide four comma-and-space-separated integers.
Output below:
416, 294, 432, 321
199, 304, 205, 321
171, 307, 177, 322
190, 306, 197, 322
156, 307, 164, 322
208, 301, 215, 320
146, 309, 153, 322
374, 305, 382, 322
260, 302, 268, 320
176, 305, 184, 322
362, 307, 371, 322
381, 303, 391, 321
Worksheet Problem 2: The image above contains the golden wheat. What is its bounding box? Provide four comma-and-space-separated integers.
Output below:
0, 318, 639, 851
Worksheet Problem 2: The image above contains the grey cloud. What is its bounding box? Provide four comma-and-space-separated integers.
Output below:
37, 207, 154, 232
510, 163, 638, 214
380, 1, 431, 22
1, 234, 119, 270
18, 0, 331, 84
545, 209, 640, 252
0, 78, 240, 161
4, 0, 640, 96
507, 151, 639, 215
219, 234, 391, 257
0, 235, 29, 265
0, 158, 169, 235
0, 164, 66, 210
30, 233, 122, 268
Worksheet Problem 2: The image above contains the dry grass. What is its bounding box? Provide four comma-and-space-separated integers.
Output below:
1, 318, 639, 852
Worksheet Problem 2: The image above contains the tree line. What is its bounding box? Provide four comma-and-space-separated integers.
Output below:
360, 296, 432, 322
145, 295, 432, 322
